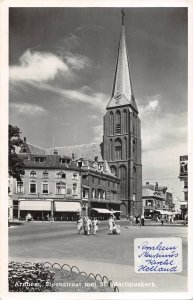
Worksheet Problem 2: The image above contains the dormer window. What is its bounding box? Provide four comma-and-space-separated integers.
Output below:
30, 171, 36, 178
34, 157, 46, 163
60, 158, 66, 164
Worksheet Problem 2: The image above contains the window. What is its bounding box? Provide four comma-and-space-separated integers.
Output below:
73, 173, 77, 180
119, 165, 127, 198
56, 182, 66, 194
92, 177, 95, 184
42, 171, 49, 178
73, 183, 77, 194
60, 158, 66, 164
30, 182, 37, 194
17, 181, 24, 193
110, 111, 114, 135
57, 172, 66, 179
123, 110, 127, 133
34, 157, 46, 163
30, 171, 36, 178
110, 139, 113, 160
98, 178, 101, 185
116, 110, 121, 134
115, 139, 122, 160
184, 192, 188, 201
42, 183, 49, 194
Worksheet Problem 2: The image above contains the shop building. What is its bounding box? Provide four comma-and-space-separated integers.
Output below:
142, 186, 165, 218
179, 155, 188, 219
78, 157, 121, 219
12, 153, 82, 221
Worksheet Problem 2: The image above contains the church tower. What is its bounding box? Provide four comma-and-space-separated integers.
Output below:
103, 10, 142, 217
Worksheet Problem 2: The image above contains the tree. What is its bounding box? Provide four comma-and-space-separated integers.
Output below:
9, 125, 25, 181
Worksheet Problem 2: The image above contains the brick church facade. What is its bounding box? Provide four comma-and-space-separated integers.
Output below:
102, 12, 142, 216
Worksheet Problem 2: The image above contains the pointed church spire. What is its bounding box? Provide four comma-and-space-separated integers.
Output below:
107, 9, 138, 112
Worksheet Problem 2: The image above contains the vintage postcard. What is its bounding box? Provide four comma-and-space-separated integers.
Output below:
0, 0, 193, 299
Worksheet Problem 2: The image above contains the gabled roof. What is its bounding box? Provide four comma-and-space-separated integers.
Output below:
19, 154, 79, 171
106, 22, 138, 112
20, 142, 45, 155
45, 143, 103, 161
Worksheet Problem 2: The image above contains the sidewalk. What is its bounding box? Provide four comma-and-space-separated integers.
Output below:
9, 256, 187, 292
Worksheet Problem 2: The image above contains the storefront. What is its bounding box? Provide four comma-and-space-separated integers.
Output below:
19, 200, 52, 221
18, 199, 81, 221
54, 201, 81, 221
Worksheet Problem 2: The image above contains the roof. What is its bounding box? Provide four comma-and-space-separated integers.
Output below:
106, 24, 138, 112
142, 187, 164, 199
45, 143, 103, 161
19, 154, 79, 171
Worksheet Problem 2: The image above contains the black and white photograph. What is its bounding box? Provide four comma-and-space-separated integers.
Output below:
0, 1, 192, 299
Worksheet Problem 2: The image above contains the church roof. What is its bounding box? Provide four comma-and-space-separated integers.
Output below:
106, 15, 138, 112
45, 143, 103, 161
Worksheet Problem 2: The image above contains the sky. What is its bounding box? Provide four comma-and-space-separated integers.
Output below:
9, 7, 187, 199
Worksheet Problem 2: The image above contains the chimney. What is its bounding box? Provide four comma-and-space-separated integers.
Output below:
146, 182, 149, 186
24, 137, 26, 143
72, 153, 75, 161
155, 182, 158, 190
94, 156, 98, 162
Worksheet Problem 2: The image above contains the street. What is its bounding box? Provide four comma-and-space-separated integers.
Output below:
9, 220, 188, 292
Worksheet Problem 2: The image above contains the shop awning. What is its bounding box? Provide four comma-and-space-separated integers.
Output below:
155, 209, 173, 215
110, 210, 122, 213
20, 200, 51, 211
55, 201, 81, 212
91, 208, 112, 214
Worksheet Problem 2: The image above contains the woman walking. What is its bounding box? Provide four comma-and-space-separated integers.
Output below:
92, 217, 100, 235
77, 216, 83, 234
108, 215, 115, 235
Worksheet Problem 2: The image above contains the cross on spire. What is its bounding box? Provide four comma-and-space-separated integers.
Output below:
121, 8, 125, 25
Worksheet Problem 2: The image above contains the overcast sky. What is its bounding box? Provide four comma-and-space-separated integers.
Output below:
9, 7, 187, 199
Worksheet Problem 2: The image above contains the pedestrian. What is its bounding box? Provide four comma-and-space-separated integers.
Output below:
161, 216, 164, 226
108, 215, 115, 235
92, 217, 100, 235
141, 215, 145, 226
77, 216, 83, 234
138, 216, 142, 227
83, 217, 87, 235
86, 217, 92, 236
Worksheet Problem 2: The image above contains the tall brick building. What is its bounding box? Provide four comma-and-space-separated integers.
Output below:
103, 12, 142, 216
